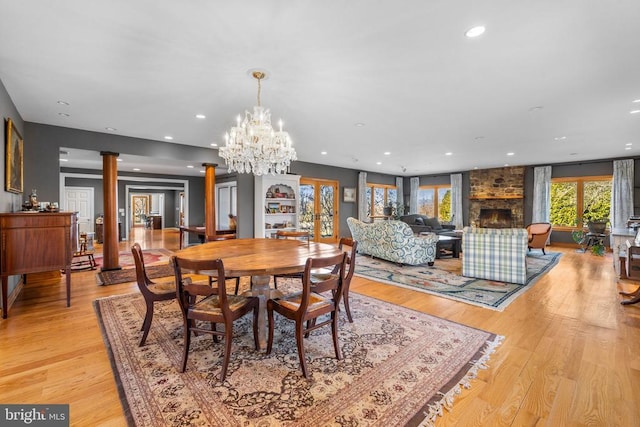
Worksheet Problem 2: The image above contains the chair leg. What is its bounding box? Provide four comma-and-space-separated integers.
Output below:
139, 302, 154, 346
234, 277, 240, 295
343, 292, 353, 323
266, 304, 275, 355
181, 324, 191, 372
211, 322, 219, 343
331, 313, 342, 360
219, 323, 233, 381
542, 248, 546, 255
273, 276, 278, 289
295, 320, 309, 378
252, 306, 260, 350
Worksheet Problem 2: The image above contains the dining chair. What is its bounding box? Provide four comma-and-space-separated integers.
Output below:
324, 238, 358, 323
205, 234, 242, 294
266, 252, 346, 378
273, 229, 311, 289
131, 243, 176, 346
172, 255, 259, 381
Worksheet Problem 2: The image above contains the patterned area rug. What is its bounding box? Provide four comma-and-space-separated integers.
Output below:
354, 252, 561, 311
95, 249, 174, 285
94, 280, 502, 426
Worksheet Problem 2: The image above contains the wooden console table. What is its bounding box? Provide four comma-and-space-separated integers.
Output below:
179, 225, 236, 249
0, 211, 77, 318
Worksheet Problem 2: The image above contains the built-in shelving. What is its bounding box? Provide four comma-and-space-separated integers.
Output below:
254, 175, 301, 238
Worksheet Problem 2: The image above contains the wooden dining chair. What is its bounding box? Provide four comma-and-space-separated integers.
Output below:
205, 234, 242, 294
172, 255, 259, 381
273, 230, 311, 289
131, 243, 176, 346
323, 238, 358, 323
266, 252, 346, 378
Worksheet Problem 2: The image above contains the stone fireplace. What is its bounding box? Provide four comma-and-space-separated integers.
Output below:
469, 166, 525, 228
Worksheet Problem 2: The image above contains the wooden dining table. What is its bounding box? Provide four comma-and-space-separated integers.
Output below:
174, 238, 343, 348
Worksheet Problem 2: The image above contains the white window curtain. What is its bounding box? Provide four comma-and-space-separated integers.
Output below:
395, 177, 404, 216
357, 171, 368, 221
450, 173, 463, 229
611, 159, 634, 229
532, 166, 552, 223
409, 177, 419, 214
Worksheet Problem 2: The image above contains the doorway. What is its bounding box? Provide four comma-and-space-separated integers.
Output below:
299, 178, 338, 243
132, 195, 149, 227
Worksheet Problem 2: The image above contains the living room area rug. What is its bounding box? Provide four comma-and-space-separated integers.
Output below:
95, 249, 174, 286
354, 252, 561, 311
94, 279, 502, 426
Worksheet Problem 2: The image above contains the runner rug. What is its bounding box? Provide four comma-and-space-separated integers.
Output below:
354, 252, 562, 311
94, 279, 502, 426
95, 249, 174, 285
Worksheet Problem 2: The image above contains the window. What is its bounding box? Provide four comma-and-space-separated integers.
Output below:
550, 176, 611, 229
366, 184, 397, 216
417, 185, 451, 222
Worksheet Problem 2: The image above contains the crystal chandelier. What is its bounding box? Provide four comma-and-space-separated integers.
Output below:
219, 71, 297, 175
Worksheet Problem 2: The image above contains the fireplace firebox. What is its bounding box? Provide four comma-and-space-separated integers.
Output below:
478, 208, 513, 228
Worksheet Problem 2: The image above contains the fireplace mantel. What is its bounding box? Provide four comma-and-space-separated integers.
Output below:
469, 195, 524, 200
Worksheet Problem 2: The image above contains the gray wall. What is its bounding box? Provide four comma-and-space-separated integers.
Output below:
0, 79, 24, 305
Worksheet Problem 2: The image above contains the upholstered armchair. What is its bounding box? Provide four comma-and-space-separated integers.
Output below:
526, 223, 552, 254
347, 217, 438, 266
462, 227, 528, 284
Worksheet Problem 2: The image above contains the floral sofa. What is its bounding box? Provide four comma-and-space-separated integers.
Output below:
347, 217, 438, 265
462, 227, 528, 284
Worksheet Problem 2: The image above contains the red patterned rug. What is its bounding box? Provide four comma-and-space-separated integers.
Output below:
94, 279, 502, 426
95, 249, 174, 285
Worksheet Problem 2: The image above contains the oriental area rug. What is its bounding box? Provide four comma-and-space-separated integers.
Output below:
354, 252, 561, 311
95, 249, 174, 285
94, 279, 502, 427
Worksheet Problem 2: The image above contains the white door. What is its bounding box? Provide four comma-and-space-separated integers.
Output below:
65, 187, 94, 234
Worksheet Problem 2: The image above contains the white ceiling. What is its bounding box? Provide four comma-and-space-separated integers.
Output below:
1, 1, 640, 177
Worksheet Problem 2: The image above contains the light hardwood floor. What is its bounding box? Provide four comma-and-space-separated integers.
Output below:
1, 228, 639, 426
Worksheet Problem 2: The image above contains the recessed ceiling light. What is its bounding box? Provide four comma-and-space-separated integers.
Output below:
199, 170, 205, 173
504, 164, 509, 167
187, 165, 194, 168
57, 100, 69, 106
384, 152, 391, 156
59, 158, 68, 162
445, 152, 453, 156
58, 112, 70, 117
164, 136, 173, 140
474, 136, 484, 141
554, 136, 567, 140
117, 158, 123, 162
354, 123, 365, 127
465, 25, 486, 38
625, 147, 632, 150
321, 151, 327, 155
195, 114, 206, 119
507, 152, 515, 156
633, 99, 640, 103
630, 110, 640, 114
570, 152, 579, 155
529, 106, 544, 112
133, 168, 141, 171
210, 143, 218, 147
105, 127, 117, 131
473, 166, 478, 170
626, 143, 633, 146
376, 161, 382, 165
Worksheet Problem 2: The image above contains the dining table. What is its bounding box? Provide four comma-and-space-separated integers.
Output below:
174, 238, 343, 348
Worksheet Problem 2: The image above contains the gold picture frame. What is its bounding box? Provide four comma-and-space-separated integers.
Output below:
5, 118, 23, 194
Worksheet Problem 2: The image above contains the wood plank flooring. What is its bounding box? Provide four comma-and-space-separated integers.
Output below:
1, 228, 638, 426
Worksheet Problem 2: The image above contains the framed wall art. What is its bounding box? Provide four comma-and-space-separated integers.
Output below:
5, 118, 23, 194
343, 187, 356, 202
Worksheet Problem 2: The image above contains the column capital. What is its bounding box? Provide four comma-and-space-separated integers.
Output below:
202, 163, 218, 168
100, 151, 120, 157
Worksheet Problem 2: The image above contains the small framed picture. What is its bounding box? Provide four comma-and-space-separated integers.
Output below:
343, 187, 356, 203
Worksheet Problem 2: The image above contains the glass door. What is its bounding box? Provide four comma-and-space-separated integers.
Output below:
299, 178, 338, 243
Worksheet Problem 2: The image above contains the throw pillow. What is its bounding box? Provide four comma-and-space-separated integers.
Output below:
424, 217, 443, 230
